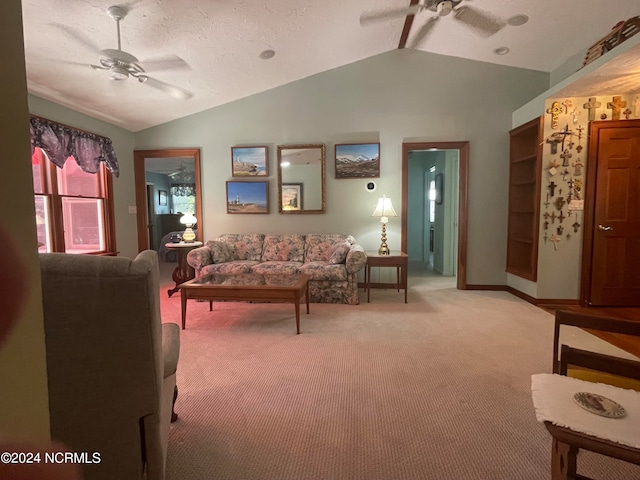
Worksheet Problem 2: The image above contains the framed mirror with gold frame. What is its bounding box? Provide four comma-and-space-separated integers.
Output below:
277, 144, 326, 214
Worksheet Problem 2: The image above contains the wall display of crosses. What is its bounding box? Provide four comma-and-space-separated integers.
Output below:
541, 95, 632, 251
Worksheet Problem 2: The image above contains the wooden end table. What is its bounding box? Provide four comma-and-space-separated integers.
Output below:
165, 241, 202, 298
364, 250, 408, 303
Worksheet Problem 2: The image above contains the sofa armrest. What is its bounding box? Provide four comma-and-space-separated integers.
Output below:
162, 323, 180, 379
345, 244, 367, 274
187, 245, 214, 272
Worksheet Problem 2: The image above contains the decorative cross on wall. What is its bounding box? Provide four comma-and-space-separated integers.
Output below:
548, 181, 557, 197
607, 95, 627, 121
583, 97, 601, 121
546, 134, 564, 155
547, 101, 563, 129
549, 234, 561, 251
560, 149, 572, 167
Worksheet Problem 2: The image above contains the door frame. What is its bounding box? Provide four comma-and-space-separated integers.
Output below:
133, 148, 202, 253
580, 119, 640, 306
401, 141, 469, 289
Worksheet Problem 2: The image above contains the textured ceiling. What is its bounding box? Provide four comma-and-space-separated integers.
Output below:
21, 0, 639, 132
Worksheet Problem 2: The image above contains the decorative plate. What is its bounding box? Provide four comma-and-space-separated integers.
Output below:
573, 392, 626, 419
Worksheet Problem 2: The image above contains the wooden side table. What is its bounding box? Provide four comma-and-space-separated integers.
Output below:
364, 250, 408, 303
164, 241, 203, 297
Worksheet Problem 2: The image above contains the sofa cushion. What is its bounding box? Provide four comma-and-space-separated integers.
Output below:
251, 261, 303, 275
201, 260, 258, 275
218, 234, 264, 261
299, 261, 348, 281
262, 234, 306, 262
305, 234, 353, 262
329, 241, 351, 264
207, 240, 233, 264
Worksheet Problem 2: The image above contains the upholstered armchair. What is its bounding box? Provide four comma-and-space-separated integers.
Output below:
39, 250, 179, 480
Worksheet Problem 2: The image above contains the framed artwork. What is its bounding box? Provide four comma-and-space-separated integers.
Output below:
435, 173, 444, 205
226, 181, 269, 214
335, 143, 380, 179
231, 146, 268, 177
281, 183, 303, 211
158, 190, 167, 206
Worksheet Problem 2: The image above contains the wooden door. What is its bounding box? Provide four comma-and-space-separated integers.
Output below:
584, 120, 640, 305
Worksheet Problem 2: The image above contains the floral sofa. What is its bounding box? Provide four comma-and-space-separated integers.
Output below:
186, 233, 367, 304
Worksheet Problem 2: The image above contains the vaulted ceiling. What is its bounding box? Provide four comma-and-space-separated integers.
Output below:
21, 0, 639, 131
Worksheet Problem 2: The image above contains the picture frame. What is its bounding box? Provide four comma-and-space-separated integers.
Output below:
335, 143, 380, 179
435, 173, 444, 205
281, 183, 304, 211
226, 181, 269, 214
158, 190, 167, 206
231, 146, 268, 177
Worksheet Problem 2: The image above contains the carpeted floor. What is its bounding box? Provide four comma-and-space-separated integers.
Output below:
158, 273, 640, 480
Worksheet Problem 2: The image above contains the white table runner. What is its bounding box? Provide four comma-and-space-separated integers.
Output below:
531, 373, 640, 448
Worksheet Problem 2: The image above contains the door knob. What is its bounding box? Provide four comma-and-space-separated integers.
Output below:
597, 225, 613, 232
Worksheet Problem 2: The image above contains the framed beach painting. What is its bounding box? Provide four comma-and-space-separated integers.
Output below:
281, 183, 303, 211
334, 143, 380, 179
231, 146, 268, 177
226, 181, 269, 214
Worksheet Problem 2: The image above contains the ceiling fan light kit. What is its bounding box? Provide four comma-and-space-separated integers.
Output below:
69, 5, 194, 98
436, 1, 453, 17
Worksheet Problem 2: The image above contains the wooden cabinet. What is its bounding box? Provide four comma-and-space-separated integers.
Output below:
507, 116, 543, 281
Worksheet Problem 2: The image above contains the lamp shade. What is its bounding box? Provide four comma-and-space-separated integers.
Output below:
180, 213, 197, 226
372, 195, 397, 221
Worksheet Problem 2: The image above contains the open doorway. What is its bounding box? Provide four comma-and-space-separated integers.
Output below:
401, 142, 469, 290
133, 148, 202, 258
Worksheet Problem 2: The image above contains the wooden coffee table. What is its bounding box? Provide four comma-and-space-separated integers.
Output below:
179, 273, 310, 334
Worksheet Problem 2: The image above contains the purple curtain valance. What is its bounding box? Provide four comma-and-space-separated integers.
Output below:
29, 116, 120, 177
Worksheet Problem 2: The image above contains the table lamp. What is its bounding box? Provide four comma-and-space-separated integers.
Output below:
180, 213, 197, 243
371, 195, 397, 255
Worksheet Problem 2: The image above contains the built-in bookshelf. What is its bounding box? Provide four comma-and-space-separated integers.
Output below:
506, 116, 543, 281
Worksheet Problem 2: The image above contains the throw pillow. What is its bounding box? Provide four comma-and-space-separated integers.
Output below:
210, 241, 232, 264
329, 242, 350, 264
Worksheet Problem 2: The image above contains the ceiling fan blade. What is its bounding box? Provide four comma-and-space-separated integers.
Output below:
360, 5, 421, 25
140, 55, 191, 73
409, 17, 439, 48
453, 6, 504, 37
141, 77, 193, 100
50, 23, 101, 55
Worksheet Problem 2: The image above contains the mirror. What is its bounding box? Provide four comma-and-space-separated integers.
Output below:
277, 144, 326, 214
134, 148, 202, 253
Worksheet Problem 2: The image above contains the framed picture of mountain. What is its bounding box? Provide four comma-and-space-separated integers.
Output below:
334, 143, 380, 179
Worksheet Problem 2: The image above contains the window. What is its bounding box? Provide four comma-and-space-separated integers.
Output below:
428, 166, 436, 223
32, 147, 116, 254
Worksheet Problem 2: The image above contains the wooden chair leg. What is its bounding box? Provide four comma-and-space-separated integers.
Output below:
170, 385, 178, 422
551, 438, 578, 480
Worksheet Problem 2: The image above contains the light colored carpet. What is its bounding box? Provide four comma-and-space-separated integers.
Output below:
159, 276, 640, 480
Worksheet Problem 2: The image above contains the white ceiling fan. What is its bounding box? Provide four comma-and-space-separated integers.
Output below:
361, 0, 505, 48
56, 5, 193, 100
